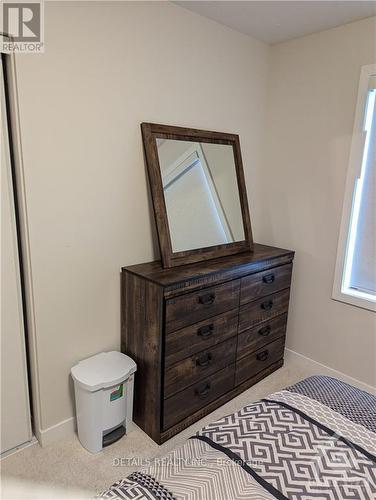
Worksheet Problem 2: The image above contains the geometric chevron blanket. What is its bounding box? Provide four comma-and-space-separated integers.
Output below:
100, 376, 376, 499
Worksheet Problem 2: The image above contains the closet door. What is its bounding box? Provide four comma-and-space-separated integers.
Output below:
1, 60, 32, 454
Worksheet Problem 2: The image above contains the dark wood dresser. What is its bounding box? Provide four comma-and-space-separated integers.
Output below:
121, 243, 294, 444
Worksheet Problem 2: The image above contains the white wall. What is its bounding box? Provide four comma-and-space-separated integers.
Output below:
14, 1, 269, 438
260, 17, 376, 387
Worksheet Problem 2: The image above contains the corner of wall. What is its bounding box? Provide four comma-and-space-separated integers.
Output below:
36, 417, 76, 447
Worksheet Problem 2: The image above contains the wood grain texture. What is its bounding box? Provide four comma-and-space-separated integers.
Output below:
163, 364, 235, 430
165, 309, 238, 367
165, 279, 240, 333
141, 122, 254, 268
239, 289, 291, 332
164, 337, 237, 398
122, 244, 294, 444
235, 337, 285, 386
123, 243, 295, 297
240, 263, 292, 305
121, 273, 164, 443
160, 359, 283, 443
237, 313, 288, 360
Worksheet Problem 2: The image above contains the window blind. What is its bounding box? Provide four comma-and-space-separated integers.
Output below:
348, 86, 376, 295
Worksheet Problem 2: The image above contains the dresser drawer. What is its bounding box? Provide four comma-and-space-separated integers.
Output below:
165, 309, 238, 367
165, 280, 240, 333
235, 338, 284, 386
240, 264, 292, 305
237, 313, 288, 360
164, 337, 236, 398
163, 364, 235, 430
239, 289, 290, 332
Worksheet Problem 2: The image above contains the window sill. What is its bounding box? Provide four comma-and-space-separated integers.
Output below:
332, 288, 376, 312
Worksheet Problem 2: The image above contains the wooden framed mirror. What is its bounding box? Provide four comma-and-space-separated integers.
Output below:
141, 123, 253, 268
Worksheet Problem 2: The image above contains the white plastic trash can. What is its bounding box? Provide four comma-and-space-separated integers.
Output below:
71, 351, 136, 453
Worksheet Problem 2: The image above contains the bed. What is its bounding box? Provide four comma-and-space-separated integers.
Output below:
100, 375, 376, 499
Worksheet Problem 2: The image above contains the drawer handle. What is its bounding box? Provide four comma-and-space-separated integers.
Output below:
261, 300, 273, 311
196, 352, 212, 368
263, 274, 275, 284
258, 325, 271, 336
256, 350, 269, 362
195, 382, 211, 399
197, 324, 214, 338
198, 293, 216, 305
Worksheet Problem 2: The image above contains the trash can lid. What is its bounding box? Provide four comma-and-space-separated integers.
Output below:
71, 351, 137, 392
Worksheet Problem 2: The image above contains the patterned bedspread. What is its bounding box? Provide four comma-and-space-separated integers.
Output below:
100, 376, 376, 499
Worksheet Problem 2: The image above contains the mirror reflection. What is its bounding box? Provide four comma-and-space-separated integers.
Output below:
156, 139, 245, 253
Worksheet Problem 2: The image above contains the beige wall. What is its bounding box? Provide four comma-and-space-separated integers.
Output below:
260, 17, 376, 386
15, 1, 269, 434
14, 2, 376, 439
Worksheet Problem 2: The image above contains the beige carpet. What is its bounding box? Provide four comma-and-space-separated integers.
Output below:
1, 359, 314, 499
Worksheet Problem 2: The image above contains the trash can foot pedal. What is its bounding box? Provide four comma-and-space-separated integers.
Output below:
103, 426, 126, 447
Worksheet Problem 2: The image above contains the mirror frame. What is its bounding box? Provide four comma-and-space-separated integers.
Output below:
141, 122, 254, 268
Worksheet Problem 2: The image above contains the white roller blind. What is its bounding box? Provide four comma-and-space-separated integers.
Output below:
348, 87, 376, 295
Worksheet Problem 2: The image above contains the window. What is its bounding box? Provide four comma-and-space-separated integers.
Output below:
333, 64, 376, 311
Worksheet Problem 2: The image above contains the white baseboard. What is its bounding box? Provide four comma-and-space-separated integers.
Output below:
32, 350, 375, 447
285, 348, 376, 395
36, 417, 76, 447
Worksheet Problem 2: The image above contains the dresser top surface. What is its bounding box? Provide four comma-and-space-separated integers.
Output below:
122, 243, 294, 288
